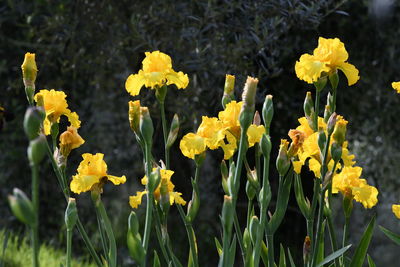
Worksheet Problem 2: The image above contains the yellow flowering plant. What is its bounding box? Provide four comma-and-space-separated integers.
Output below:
13, 38, 389, 267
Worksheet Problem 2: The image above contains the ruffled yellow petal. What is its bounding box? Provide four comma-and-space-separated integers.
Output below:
337, 62, 360, 86
166, 70, 189, 89
247, 124, 265, 147
142, 51, 172, 73
352, 184, 378, 209
107, 175, 126, 185
392, 204, 400, 219
70, 174, 101, 194
313, 37, 348, 66
392, 82, 400, 93
293, 160, 303, 174
295, 54, 330, 84
125, 72, 146, 96
43, 118, 51, 135
129, 191, 147, 209
66, 111, 81, 129
169, 191, 186, 206
308, 158, 321, 178
219, 131, 237, 160
179, 133, 206, 159
197, 116, 224, 149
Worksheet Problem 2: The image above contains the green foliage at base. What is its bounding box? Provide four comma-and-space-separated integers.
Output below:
0, 230, 95, 267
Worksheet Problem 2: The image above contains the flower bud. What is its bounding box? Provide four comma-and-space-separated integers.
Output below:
28, 134, 47, 165
240, 77, 258, 130
187, 179, 200, 222
327, 92, 334, 112
227, 162, 237, 197
332, 116, 347, 146
65, 198, 78, 231
21, 52, 38, 85
8, 188, 35, 227
139, 107, 154, 146
24, 107, 45, 140
260, 134, 272, 157
221, 195, 234, 233
262, 95, 273, 131
342, 188, 353, 219
329, 71, 339, 90
317, 129, 327, 155
323, 105, 331, 123
243, 228, 251, 250
127, 212, 145, 264
222, 74, 235, 108
166, 114, 180, 149
249, 216, 260, 245
327, 112, 337, 136
276, 139, 290, 176
253, 111, 261, 126
128, 100, 141, 134
303, 92, 314, 119
148, 168, 161, 193
313, 76, 327, 92
220, 160, 229, 195
246, 169, 259, 192
159, 178, 170, 214
331, 142, 342, 163
246, 180, 256, 200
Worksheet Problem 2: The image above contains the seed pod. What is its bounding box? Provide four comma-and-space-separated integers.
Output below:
8, 188, 35, 227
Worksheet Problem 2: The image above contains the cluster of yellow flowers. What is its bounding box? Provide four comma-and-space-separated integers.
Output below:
180, 100, 265, 160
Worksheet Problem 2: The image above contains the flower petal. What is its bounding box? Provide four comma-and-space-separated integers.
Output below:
337, 62, 360, 86
70, 174, 101, 194
129, 191, 147, 209
166, 70, 189, 89
125, 72, 146, 96
107, 175, 126, 185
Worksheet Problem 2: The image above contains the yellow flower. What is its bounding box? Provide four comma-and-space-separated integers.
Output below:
218, 101, 242, 139
197, 116, 225, 149
129, 168, 186, 209
392, 82, 400, 93
180, 133, 206, 159
34, 89, 81, 135
21, 52, 38, 84
295, 37, 359, 86
59, 126, 85, 157
125, 51, 189, 96
128, 100, 141, 133
247, 124, 266, 147
218, 130, 237, 160
70, 153, 126, 194
392, 204, 400, 219
332, 166, 378, 209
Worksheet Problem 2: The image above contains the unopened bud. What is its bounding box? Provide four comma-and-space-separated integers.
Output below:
262, 95, 273, 131
260, 134, 272, 157
327, 112, 337, 136
128, 100, 141, 134
59, 127, 85, 158
220, 161, 229, 195
24, 107, 45, 140
240, 77, 258, 130
249, 216, 260, 244
332, 116, 347, 146
159, 178, 170, 214
148, 168, 161, 193
303, 92, 314, 119
331, 142, 342, 163
324, 105, 331, 123
329, 71, 339, 90
314, 76, 327, 92
246, 180, 256, 200
243, 228, 251, 250
221, 195, 234, 232
166, 114, 180, 149
303, 236, 311, 264
28, 134, 47, 165
21, 52, 38, 92
276, 139, 290, 176
127, 212, 145, 264
224, 74, 235, 95
139, 107, 154, 146
8, 188, 36, 227
65, 198, 78, 231
317, 129, 327, 155
253, 111, 261, 126
228, 162, 237, 196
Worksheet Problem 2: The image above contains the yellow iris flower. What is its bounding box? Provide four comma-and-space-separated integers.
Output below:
295, 37, 360, 86
180, 100, 266, 160
392, 81, 400, 93
125, 51, 189, 96
34, 89, 81, 135
59, 126, 85, 157
129, 168, 186, 208
70, 153, 126, 194
332, 166, 378, 209
392, 204, 400, 219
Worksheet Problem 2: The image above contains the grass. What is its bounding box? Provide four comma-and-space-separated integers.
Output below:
0, 229, 95, 267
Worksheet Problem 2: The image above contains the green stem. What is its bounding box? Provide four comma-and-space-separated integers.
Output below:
233, 213, 245, 263
327, 214, 340, 267
177, 205, 198, 267
96, 199, 117, 267
266, 232, 274, 267
332, 87, 337, 113
152, 209, 172, 265
66, 229, 72, 267
95, 209, 109, 262
31, 163, 40, 267
160, 101, 170, 169
143, 144, 154, 254
313, 89, 320, 131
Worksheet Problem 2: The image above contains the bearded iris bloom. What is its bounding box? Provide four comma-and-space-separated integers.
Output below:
295, 37, 360, 86
34, 89, 81, 135
70, 153, 126, 194
125, 51, 189, 96
392, 82, 400, 93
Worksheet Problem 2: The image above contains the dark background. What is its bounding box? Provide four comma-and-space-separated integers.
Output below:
1, 0, 400, 265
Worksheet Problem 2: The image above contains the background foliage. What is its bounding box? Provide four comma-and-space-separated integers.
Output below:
1, 0, 400, 265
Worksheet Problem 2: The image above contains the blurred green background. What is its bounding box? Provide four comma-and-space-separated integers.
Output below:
1, 0, 400, 265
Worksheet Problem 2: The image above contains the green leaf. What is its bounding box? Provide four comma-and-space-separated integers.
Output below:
367, 254, 376, 267
153, 250, 160, 267
228, 235, 237, 267
379, 225, 400, 245
317, 220, 326, 264
349, 215, 376, 267
278, 244, 286, 267
316, 244, 351, 267
261, 241, 269, 266
215, 237, 222, 256
287, 248, 296, 267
